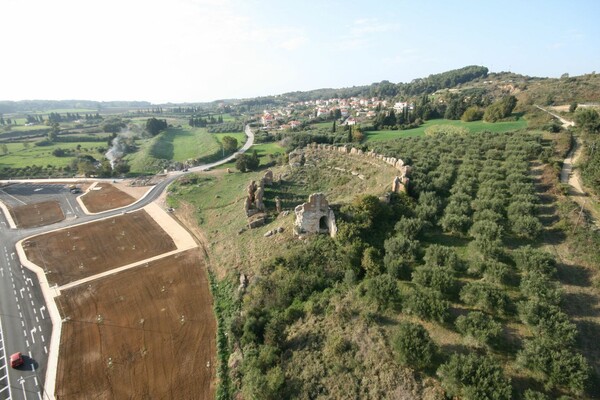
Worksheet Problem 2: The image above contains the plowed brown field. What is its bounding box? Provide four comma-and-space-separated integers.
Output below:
23, 210, 176, 286
55, 249, 216, 399
10, 200, 64, 228
81, 183, 136, 213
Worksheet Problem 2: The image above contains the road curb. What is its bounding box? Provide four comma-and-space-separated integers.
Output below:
15, 239, 61, 400
0, 200, 17, 229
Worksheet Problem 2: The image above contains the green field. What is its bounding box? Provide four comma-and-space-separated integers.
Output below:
0, 141, 105, 169
310, 121, 334, 130
365, 118, 528, 142
251, 142, 285, 156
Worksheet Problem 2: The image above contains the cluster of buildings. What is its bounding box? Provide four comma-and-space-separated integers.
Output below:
258, 97, 414, 130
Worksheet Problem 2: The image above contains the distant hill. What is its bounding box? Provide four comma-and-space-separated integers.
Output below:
0, 100, 152, 114
3, 66, 599, 113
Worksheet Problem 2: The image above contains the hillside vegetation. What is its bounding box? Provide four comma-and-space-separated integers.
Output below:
168, 121, 600, 399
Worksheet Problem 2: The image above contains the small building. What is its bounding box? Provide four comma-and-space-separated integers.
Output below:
294, 193, 337, 238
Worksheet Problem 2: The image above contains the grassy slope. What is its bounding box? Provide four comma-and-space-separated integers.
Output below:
366, 118, 528, 142
127, 126, 242, 173
168, 149, 399, 274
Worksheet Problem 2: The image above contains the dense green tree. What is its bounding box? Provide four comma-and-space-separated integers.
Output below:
461, 106, 484, 122
364, 274, 401, 311
460, 282, 510, 316
455, 311, 502, 346
437, 353, 512, 400
221, 135, 238, 153
361, 247, 383, 276
235, 151, 260, 172
405, 288, 450, 323
412, 266, 458, 298
423, 245, 461, 271
574, 108, 600, 134
146, 117, 168, 136
392, 321, 437, 370
517, 336, 589, 395
394, 217, 426, 240
483, 96, 517, 122
102, 118, 126, 134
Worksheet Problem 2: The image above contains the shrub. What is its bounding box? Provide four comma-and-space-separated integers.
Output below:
361, 247, 383, 276
394, 217, 426, 240
513, 247, 556, 277
455, 311, 502, 346
461, 106, 483, 122
440, 213, 471, 234
392, 321, 437, 370
383, 235, 420, 264
460, 282, 510, 316
517, 336, 589, 395
519, 272, 563, 305
423, 244, 463, 273
437, 353, 512, 400
405, 288, 450, 323
511, 215, 543, 239
412, 266, 458, 298
364, 274, 401, 311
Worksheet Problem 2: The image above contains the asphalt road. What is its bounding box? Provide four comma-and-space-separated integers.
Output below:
0, 126, 254, 399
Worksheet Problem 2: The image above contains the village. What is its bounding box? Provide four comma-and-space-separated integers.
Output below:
257, 96, 414, 130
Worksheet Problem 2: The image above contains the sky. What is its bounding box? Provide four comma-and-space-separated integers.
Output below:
1, 0, 599, 104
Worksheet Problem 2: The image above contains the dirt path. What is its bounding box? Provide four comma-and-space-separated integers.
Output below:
561, 136, 600, 227
537, 105, 600, 227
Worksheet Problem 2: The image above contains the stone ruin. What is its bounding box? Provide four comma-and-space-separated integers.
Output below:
289, 143, 412, 193
294, 193, 337, 238
242, 170, 277, 229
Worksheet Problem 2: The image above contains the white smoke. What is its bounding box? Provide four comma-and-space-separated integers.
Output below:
106, 129, 135, 168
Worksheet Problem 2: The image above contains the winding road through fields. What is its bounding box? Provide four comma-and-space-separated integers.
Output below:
0, 126, 253, 399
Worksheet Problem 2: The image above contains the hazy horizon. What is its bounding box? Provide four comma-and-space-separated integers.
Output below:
2, 0, 599, 104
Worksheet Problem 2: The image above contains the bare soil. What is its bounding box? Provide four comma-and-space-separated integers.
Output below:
80, 183, 137, 213
55, 249, 216, 400
23, 210, 176, 286
9, 200, 64, 228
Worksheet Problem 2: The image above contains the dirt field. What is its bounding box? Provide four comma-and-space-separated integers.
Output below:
55, 249, 216, 399
23, 210, 176, 286
80, 183, 137, 213
9, 200, 64, 228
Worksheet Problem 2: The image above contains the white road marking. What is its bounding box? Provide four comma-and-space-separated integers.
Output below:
40, 306, 46, 319
36, 316, 39, 323
0, 188, 27, 204
25, 339, 29, 347
18, 375, 28, 400
0, 313, 14, 399
41, 335, 45, 343
31, 327, 37, 343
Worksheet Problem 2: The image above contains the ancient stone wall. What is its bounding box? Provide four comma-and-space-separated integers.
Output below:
294, 143, 412, 193
294, 193, 337, 238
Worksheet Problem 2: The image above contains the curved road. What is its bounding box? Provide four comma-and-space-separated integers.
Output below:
0, 126, 254, 399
